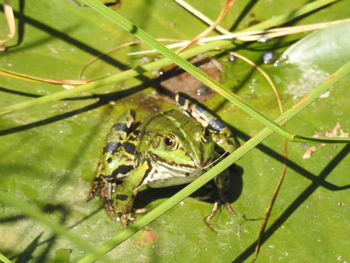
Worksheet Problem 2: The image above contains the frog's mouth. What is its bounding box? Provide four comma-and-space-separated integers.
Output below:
149, 153, 210, 172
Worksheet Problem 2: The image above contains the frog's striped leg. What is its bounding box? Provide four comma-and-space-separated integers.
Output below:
176, 94, 237, 227
87, 110, 138, 219
113, 160, 152, 228
175, 93, 237, 153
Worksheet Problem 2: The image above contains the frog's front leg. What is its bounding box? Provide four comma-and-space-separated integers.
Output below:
113, 160, 151, 228
175, 93, 237, 153
87, 110, 137, 220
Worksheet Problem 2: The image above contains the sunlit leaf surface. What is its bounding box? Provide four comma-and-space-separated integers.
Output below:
0, 0, 349, 262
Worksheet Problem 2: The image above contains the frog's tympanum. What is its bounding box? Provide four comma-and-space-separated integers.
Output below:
87, 93, 237, 227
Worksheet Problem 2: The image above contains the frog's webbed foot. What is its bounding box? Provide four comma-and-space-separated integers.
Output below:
205, 201, 236, 222
115, 208, 146, 228
87, 177, 135, 225
86, 175, 118, 219
203, 169, 237, 231
204, 200, 236, 232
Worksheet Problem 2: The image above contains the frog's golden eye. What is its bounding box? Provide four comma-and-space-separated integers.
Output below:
164, 134, 177, 150
201, 128, 210, 142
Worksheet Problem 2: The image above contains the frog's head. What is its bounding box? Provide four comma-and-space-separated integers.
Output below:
141, 110, 216, 170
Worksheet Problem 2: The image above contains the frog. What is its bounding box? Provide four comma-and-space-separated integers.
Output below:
87, 93, 238, 228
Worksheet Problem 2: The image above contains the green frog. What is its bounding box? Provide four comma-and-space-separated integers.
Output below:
87, 93, 237, 227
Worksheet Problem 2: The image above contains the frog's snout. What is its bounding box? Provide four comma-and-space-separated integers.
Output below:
189, 146, 210, 169
192, 157, 207, 169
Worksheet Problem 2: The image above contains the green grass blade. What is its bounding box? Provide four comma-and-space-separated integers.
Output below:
0, 253, 12, 263
80, 0, 350, 143
77, 55, 350, 263
239, 0, 340, 33
0, 190, 114, 263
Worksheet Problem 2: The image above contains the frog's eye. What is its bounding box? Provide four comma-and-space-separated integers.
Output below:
164, 134, 177, 150
201, 128, 210, 142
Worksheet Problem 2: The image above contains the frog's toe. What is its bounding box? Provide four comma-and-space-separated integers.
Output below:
223, 202, 236, 216
204, 201, 237, 231
134, 208, 147, 214
205, 201, 220, 223
103, 201, 117, 220
117, 212, 135, 228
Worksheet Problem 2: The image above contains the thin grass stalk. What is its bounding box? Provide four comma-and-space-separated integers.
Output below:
130, 18, 350, 55
239, 0, 340, 33
0, 252, 12, 263
77, 58, 350, 263
0, 40, 234, 116
0, 0, 337, 116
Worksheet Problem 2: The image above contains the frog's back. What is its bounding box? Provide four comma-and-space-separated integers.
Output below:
141, 109, 202, 134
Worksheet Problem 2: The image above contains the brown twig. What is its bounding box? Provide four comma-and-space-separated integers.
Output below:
0, 0, 16, 51
174, 0, 231, 35
176, 0, 235, 53
226, 52, 289, 262
252, 139, 288, 262
0, 68, 90, 85
228, 52, 283, 114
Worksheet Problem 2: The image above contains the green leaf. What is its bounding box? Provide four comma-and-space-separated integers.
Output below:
283, 21, 350, 73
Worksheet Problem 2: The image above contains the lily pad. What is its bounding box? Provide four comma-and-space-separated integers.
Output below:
0, 0, 349, 263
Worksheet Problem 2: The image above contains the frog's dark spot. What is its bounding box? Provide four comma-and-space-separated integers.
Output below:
208, 119, 226, 131
103, 141, 120, 154
227, 140, 234, 145
185, 172, 190, 177
128, 135, 138, 142
116, 180, 123, 185
176, 94, 187, 107
116, 194, 128, 201
123, 142, 136, 154
93, 177, 102, 182
114, 122, 128, 132
112, 165, 133, 176
107, 158, 113, 163
193, 105, 205, 114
